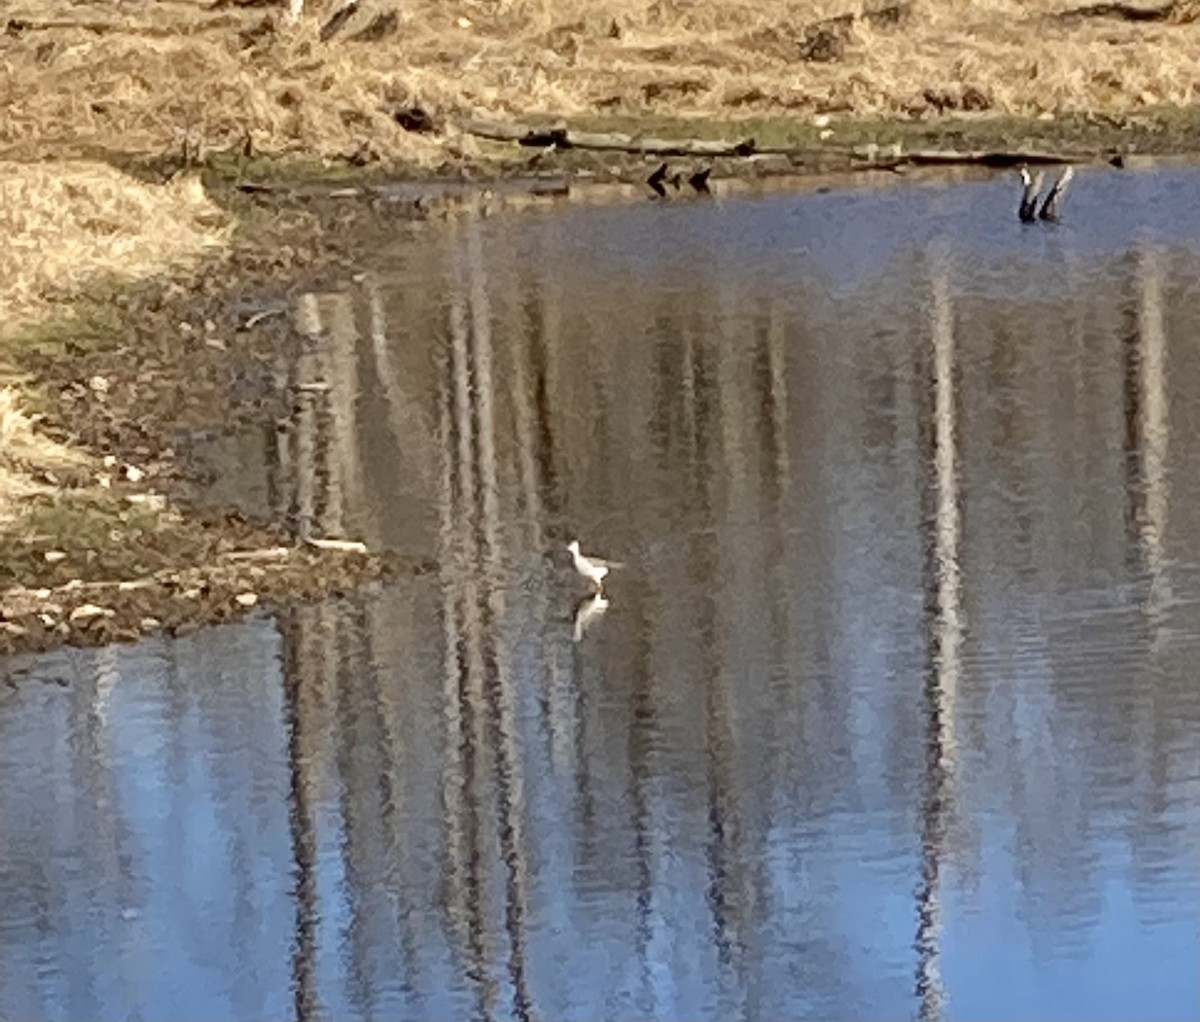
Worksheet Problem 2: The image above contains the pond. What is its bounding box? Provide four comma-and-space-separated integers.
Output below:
2, 165, 1199, 1022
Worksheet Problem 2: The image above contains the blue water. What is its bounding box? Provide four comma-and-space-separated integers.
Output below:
2, 164, 1199, 1022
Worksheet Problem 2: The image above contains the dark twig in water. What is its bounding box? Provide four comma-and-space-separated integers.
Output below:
689, 166, 712, 194
1038, 166, 1075, 222
647, 162, 669, 198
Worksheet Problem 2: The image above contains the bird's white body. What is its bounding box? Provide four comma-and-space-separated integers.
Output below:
567, 540, 618, 591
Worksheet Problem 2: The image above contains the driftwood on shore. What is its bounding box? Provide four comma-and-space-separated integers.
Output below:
3, 16, 200, 35
460, 119, 760, 157
1054, 0, 1198, 22
901, 148, 1078, 167
458, 118, 1083, 170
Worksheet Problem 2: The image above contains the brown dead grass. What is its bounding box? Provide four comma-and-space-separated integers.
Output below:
0, 162, 230, 332
0, 386, 87, 524
0, 0, 1196, 165
0, 160, 230, 522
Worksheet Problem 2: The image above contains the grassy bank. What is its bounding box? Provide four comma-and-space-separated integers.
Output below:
1, 0, 1196, 169
0, 162, 225, 524
0, 163, 422, 655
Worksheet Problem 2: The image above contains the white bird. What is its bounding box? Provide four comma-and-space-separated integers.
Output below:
567, 539, 622, 592
573, 591, 610, 642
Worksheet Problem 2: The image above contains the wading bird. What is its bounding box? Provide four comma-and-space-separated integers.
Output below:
567, 539, 622, 593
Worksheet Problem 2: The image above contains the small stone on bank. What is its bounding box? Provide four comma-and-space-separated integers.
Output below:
44, 550, 67, 563
126, 492, 167, 510
69, 603, 113, 624
306, 537, 369, 554
235, 592, 259, 607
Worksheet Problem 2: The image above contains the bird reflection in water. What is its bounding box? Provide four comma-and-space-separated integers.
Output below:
572, 590, 610, 642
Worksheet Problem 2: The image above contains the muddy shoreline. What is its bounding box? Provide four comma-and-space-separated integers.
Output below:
3, 118, 1198, 657
175, 106, 1200, 194
1, 175, 429, 656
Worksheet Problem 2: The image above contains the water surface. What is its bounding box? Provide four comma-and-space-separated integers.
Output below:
3, 165, 1200, 1022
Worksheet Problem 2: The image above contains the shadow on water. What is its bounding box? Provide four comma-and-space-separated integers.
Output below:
3, 166, 1200, 1022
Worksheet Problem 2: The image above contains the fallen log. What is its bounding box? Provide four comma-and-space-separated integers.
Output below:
305, 537, 369, 554
459, 120, 564, 144
903, 148, 1083, 167
5, 17, 164, 34
557, 129, 758, 157
460, 119, 758, 156
1054, 0, 1196, 21
220, 547, 293, 562
459, 118, 1084, 169
5, 14, 239, 35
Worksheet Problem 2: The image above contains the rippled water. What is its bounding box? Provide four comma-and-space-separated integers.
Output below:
3, 166, 1200, 1022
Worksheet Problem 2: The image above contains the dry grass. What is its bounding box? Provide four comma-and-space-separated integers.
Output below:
0, 160, 230, 523
0, 386, 88, 524
0, 0, 1196, 165
0, 161, 230, 333
0, 389, 35, 486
